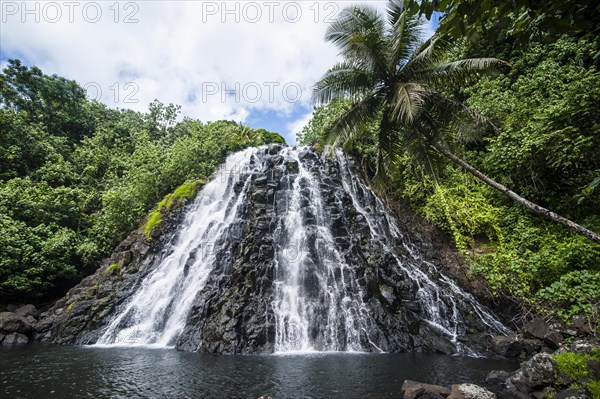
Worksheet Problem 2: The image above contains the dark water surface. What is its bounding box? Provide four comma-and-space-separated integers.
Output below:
1, 343, 517, 398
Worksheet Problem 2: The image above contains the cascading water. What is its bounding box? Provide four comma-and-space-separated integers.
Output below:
334, 149, 509, 354
90, 144, 509, 354
272, 148, 373, 353
96, 149, 261, 346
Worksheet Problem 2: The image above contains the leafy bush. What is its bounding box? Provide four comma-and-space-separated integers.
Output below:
537, 270, 600, 323
422, 173, 502, 250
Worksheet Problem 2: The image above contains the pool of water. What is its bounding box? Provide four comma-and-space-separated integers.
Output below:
0, 344, 517, 398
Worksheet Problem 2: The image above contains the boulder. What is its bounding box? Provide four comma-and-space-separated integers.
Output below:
530, 387, 556, 399
523, 318, 563, 349
2, 332, 29, 345
447, 384, 496, 399
485, 370, 510, 385
569, 316, 593, 336
570, 339, 598, 355
5, 304, 19, 312
588, 359, 600, 380
508, 353, 557, 394
556, 370, 574, 386
0, 312, 32, 334
14, 304, 38, 319
524, 318, 550, 340
521, 339, 542, 356
401, 380, 450, 399
544, 331, 564, 349
492, 335, 522, 357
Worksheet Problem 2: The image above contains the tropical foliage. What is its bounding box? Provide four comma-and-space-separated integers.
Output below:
0, 60, 284, 302
407, 0, 600, 51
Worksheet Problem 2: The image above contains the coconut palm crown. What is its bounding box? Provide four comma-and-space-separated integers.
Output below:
314, 0, 500, 173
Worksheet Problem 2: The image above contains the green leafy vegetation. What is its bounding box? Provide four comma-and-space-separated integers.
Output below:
555, 351, 596, 381
407, 0, 599, 54
0, 60, 284, 302
537, 271, 600, 322
304, 1, 600, 327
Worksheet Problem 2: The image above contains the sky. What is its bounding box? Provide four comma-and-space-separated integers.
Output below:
0, 1, 437, 144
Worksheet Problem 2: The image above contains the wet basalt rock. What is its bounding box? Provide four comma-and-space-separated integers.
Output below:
35, 145, 509, 355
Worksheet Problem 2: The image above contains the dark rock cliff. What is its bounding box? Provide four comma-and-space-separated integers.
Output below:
35, 144, 509, 355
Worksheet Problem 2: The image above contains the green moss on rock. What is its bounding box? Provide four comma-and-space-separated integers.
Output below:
143, 180, 202, 239
144, 210, 163, 240
171, 181, 200, 204
555, 352, 591, 381
104, 263, 122, 276
587, 379, 600, 398
554, 350, 600, 395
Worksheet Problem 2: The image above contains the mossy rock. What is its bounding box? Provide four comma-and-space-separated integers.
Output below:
104, 263, 122, 276
144, 180, 203, 240
554, 350, 600, 394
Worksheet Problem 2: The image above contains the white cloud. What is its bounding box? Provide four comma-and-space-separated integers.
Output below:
286, 110, 314, 145
0, 1, 434, 136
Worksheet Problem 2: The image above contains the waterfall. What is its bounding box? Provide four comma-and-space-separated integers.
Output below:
96, 149, 262, 346
93, 145, 509, 354
272, 148, 372, 353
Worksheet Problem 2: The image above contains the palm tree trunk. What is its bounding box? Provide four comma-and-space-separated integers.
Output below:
428, 139, 600, 245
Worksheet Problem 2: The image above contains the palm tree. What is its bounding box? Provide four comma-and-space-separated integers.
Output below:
313, 0, 600, 244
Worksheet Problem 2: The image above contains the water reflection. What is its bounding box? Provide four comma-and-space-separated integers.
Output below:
1, 344, 516, 398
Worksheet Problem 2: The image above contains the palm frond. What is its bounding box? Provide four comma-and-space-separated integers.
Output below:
322, 94, 382, 147
386, 0, 424, 72
413, 58, 508, 88
372, 120, 437, 188
425, 92, 496, 142
389, 83, 428, 124
405, 93, 495, 156
326, 5, 385, 49
401, 35, 448, 78
312, 62, 377, 105
392, 122, 430, 165
325, 5, 388, 76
